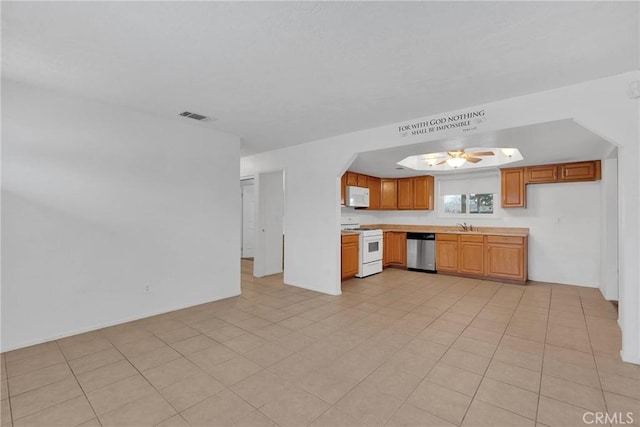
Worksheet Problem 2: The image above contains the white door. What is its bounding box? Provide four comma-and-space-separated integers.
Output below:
241, 182, 255, 258
254, 171, 284, 277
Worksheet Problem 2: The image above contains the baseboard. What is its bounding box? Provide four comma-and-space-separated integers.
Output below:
1, 291, 241, 353
283, 279, 341, 296
620, 349, 640, 365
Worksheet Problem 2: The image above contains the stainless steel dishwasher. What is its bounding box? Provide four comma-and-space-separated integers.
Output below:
406, 232, 437, 273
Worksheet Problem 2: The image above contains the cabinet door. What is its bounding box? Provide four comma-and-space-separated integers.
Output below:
357, 174, 368, 188
436, 236, 458, 272
560, 161, 601, 182
346, 172, 358, 187
340, 174, 346, 206
459, 240, 485, 275
526, 165, 558, 184
341, 242, 359, 279
486, 243, 525, 281
413, 175, 434, 210
380, 179, 398, 210
383, 232, 392, 267
390, 232, 407, 266
367, 176, 381, 210
397, 178, 413, 210
501, 168, 526, 208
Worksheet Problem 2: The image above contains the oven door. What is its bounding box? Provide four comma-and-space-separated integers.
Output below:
362, 235, 383, 264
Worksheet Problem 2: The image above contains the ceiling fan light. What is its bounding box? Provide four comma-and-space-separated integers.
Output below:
446, 157, 466, 168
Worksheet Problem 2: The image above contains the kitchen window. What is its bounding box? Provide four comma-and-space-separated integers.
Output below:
443, 193, 494, 215
438, 171, 498, 218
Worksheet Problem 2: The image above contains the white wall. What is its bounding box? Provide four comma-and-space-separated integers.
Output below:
600, 157, 619, 300
345, 172, 603, 287
241, 71, 639, 363
1, 80, 242, 351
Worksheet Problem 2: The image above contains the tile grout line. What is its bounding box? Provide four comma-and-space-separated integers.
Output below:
104, 321, 220, 426
276, 275, 482, 426
580, 291, 612, 416
4, 353, 15, 427
457, 282, 530, 425
534, 285, 553, 424
54, 340, 104, 427
381, 278, 504, 426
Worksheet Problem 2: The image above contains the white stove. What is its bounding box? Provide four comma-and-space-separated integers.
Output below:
341, 217, 383, 278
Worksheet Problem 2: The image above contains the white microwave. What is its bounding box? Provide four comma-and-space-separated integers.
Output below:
346, 186, 370, 208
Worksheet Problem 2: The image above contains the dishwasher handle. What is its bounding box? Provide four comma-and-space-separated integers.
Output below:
407, 232, 436, 240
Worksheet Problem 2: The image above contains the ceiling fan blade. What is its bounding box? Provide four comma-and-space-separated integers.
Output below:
466, 151, 495, 156
466, 157, 483, 163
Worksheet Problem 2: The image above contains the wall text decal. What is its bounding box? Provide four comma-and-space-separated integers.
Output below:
398, 109, 486, 137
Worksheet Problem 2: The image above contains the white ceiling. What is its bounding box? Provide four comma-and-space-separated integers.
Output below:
349, 120, 616, 178
2, 2, 638, 155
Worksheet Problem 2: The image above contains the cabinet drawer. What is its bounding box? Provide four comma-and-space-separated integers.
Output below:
486, 235, 524, 245
459, 234, 484, 243
341, 234, 359, 244
437, 233, 458, 241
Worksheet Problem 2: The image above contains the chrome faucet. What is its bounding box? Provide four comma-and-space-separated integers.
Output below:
457, 222, 474, 232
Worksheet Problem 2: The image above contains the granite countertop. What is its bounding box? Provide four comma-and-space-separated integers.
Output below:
362, 224, 529, 237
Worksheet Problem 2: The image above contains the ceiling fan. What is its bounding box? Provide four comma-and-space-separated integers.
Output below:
434, 149, 495, 167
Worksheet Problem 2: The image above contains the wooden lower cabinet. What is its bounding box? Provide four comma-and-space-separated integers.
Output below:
341, 234, 359, 280
485, 236, 527, 282
435, 233, 527, 284
435, 234, 458, 272
458, 235, 485, 275
383, 231, 406, 267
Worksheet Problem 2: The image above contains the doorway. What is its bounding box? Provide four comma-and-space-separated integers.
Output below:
241, 178, 255, 259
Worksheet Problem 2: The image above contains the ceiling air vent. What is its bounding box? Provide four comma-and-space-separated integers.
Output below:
179, 111, 212, 121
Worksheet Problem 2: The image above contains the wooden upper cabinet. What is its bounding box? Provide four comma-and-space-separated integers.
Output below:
501, 168, 526, 208
397, 178, 414, 210
380, 179, 398, 210
560, 160, 601, 182
413, 175, 435, 210
341, 173, 434, 210
367, 176, 381, 210
346, 172, 358, 187
526, 165, 558, 184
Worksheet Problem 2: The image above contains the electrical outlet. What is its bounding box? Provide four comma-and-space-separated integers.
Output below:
144, 285, 150, 293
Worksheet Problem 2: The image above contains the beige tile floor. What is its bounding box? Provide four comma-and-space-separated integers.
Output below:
1, 260, 638, 426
